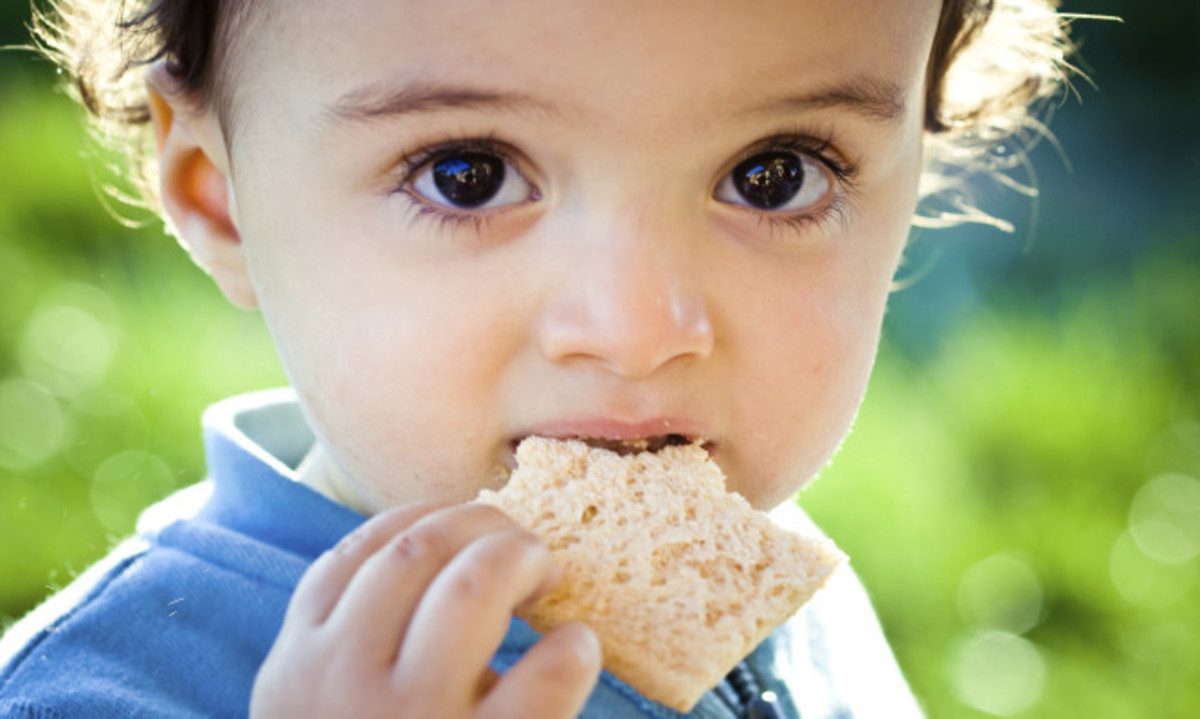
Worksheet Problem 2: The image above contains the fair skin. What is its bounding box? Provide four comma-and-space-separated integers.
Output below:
152, 0, 941, 715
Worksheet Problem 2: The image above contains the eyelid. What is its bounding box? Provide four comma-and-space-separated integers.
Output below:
725, 131, 858, 185
400, 137, 482, 171
395, 136, 531, 189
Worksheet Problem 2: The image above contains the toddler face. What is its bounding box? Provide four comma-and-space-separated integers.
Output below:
213, 0, 940, 512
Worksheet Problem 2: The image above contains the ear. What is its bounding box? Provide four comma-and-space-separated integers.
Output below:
148, 64, 258, 309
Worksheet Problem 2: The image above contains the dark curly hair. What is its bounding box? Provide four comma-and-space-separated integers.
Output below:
32, 0, 1075, 219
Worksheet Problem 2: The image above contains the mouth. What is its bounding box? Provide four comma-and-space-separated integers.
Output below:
504, 417, 716, 472
573, 433, 698, 455
507, 433, 714, 463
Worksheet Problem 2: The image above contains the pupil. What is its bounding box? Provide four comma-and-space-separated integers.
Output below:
432, 152, 506, 208
733, 152, 805, 209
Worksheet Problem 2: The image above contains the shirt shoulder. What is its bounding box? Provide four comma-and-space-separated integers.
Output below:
0, 512, 300, 717
1, 391, 355, 718
0, 536, 162, 717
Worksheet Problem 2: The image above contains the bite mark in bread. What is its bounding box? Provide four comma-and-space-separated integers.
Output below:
476, 436, 844, 712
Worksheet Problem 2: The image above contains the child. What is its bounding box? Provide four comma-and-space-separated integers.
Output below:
1, 0, 1073, 716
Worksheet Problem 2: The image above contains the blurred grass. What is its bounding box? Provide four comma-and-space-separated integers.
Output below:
0, 73, 286, 614
2, 6, 1199, 717
805, 254, 1200, 717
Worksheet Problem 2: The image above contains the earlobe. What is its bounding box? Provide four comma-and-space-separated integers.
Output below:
148, 65, 258, 309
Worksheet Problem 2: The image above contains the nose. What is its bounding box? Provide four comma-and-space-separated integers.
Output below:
538, 225, 715, 378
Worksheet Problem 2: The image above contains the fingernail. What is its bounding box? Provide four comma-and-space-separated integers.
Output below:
572, 623, 603, 667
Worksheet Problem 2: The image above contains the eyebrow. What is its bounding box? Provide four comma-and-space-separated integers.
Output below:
325, 82, 557, 125
324, 74, 908, 128
745, 76, 909, 124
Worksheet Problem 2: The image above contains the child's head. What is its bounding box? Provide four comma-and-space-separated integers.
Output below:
36, 0, 1072, 514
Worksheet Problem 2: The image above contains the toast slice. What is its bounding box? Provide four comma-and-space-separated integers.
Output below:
476, 436, 844, 711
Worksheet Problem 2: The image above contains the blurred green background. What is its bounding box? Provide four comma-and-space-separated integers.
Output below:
1, 1, 1197, 716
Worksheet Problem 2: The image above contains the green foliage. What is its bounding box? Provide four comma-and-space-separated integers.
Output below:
803, 257, 1200, 717
0, 81, 286, 615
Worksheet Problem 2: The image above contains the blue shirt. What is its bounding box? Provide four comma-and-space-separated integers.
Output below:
0, 390, 922, 718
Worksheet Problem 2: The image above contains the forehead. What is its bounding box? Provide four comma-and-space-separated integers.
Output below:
229, 0, 940, 143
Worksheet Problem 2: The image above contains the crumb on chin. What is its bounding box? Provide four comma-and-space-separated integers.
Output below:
488, 463, 513, 490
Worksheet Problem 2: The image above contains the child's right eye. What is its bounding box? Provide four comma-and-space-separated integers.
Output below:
403, 147, 539, 213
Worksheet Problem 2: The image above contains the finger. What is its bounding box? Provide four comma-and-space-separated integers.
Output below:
286, 501, 450, 627
393, 527, 559, 707
323, 503, 524, 664
478, 622, 602, 719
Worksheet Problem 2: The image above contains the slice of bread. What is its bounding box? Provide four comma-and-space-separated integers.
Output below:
476, 436, 845, 712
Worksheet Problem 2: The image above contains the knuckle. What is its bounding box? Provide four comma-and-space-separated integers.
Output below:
442, 563, 488, 602
383, 531, 430, 563
397, 521, 454, 561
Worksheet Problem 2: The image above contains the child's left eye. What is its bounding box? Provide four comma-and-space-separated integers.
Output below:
713, 150, 836, 215
406, 149, 538, 211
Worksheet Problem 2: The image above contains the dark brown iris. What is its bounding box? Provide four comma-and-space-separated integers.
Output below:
432, 152, 506, 207
732, 151, 806, 209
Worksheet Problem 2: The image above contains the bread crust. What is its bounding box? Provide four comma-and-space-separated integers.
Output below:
477, 437, 844, 712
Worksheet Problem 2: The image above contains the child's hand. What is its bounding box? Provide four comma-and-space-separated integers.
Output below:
250, 502, 602, 718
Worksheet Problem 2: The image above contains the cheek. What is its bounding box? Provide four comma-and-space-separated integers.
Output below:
728, 219, 909, 506
259, 277, 519, 507
768, 287, 881, 440
270, 271, 506, 414
232, 207, 495, 477
741, 299, 883, 507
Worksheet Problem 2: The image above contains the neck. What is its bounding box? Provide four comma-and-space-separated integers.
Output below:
295, 442, 378, 515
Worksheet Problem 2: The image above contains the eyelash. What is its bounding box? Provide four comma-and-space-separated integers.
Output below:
388, 130, 861, 235
388, 134, 525, 233
731, 131, 861, 236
